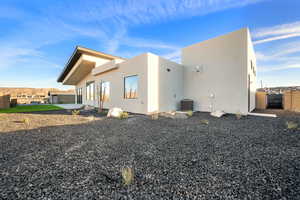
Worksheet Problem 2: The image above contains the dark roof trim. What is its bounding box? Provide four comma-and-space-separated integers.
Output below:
57, 46, 124, 82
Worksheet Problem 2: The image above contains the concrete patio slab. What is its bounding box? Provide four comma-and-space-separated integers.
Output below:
54, 104, 83, 109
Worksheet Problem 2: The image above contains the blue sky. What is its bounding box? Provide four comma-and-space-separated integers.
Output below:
0, 0, 299, 89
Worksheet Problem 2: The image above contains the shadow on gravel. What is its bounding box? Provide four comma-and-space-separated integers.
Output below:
0, 112, 299, 199
18, 109, 108, 117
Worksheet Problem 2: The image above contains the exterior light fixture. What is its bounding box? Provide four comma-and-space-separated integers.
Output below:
195, 65, 203, 73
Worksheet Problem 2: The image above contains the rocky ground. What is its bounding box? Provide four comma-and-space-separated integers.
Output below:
0, 110, 299, 199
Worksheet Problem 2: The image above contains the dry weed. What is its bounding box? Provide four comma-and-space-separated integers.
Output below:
121, 167, 134, 185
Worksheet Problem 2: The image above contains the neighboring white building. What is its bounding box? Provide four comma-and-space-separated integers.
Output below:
58, 28, 257, 115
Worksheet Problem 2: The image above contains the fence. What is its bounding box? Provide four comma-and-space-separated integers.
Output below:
255, 91, 267, 109
10, 99, 17, 107
0, 95, 10, 109
284, 90, 300, 112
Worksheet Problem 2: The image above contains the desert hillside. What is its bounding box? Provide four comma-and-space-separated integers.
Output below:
0, 88, 75, 104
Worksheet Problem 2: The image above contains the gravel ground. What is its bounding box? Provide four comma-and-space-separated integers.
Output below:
0, 110, 299, 199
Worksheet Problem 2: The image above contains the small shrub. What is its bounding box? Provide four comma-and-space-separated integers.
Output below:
200, 119, 209, 125
21, 118, 30, 125
235, 111, 242, 120
286, 121, 298, 130
98, 109, 108, 115
119, 112, 129, 119
72, 110, 80, 115
121, 167, 134, 185
151, 113, 159, 120
186, 110, 193, 117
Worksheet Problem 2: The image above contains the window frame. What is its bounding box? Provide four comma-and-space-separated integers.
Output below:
86, 81, 95, 101
76, 88, 82, 104
100, 81, 110, 102
124, 75, 138, 99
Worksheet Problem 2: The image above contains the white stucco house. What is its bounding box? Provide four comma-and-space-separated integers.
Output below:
57, 28, 257, 115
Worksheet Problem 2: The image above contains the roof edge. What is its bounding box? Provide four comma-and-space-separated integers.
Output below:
57, 46, 125, 83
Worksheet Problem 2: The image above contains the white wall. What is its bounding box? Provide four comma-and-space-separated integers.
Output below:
148, 53, 184, 112
75, 56, 111, 106
247, 29, 257, 112
182, 28, 249, 114
76, 54, 149, 114
158, 56, 184, 112
75, 53, 184, 114
73, 28, 256, 115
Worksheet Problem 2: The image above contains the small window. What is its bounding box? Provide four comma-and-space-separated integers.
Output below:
86, 81, 95, 101
124, 75, 138, 99
100, 81, 110, 102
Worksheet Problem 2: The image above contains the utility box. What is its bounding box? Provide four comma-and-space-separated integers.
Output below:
181, 99, 193, 111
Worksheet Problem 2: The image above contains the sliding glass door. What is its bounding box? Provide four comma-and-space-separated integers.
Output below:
76, 88, 82, 104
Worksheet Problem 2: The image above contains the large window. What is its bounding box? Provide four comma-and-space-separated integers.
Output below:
124, 75, 138, 99
76, 88, 82, 104
86, 81, 95, 101
100, 81, 110, 102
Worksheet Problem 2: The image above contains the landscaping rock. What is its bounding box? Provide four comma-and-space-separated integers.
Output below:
210, 110, 226, 118
107, 107, 123, 118
84, 105, 94, 110
160, 111, 188, 119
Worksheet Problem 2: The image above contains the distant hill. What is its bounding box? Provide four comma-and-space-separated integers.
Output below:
0, 87, 75, 104
0, 87, 74, 95
257, 86, 300, 93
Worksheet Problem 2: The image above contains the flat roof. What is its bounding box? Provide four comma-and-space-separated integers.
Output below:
57, 46, 124, 82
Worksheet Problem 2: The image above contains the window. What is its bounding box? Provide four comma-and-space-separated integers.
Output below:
124, 75, 138, 99
76, 88, 82, 104
86, 82, 95, 101
100, 81, 110, 102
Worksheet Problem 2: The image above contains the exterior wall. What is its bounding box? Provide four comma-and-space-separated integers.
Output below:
148, 53, 183, 112
75, 57, 112, 106
69, 28, 256, 115
247, 29, 257, 112
76, 54, 149, 114
182, 28, 249, 114
76, 73, 97, 107
51, 95, 75, 104
75, 53, 184, 114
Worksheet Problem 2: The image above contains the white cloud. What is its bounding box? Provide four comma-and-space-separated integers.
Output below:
58, 0, 264, 54
162, 50, 181, 63
253, 21, 300, 44
259, 64, 300, 72
0, 47, 41, 69
0, 77, 73, 89
0, 0, 265, 88
255, 40, 300, 62
254, 33, 300, 45
70, 0, 264, 26
253, 21, 300, 38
